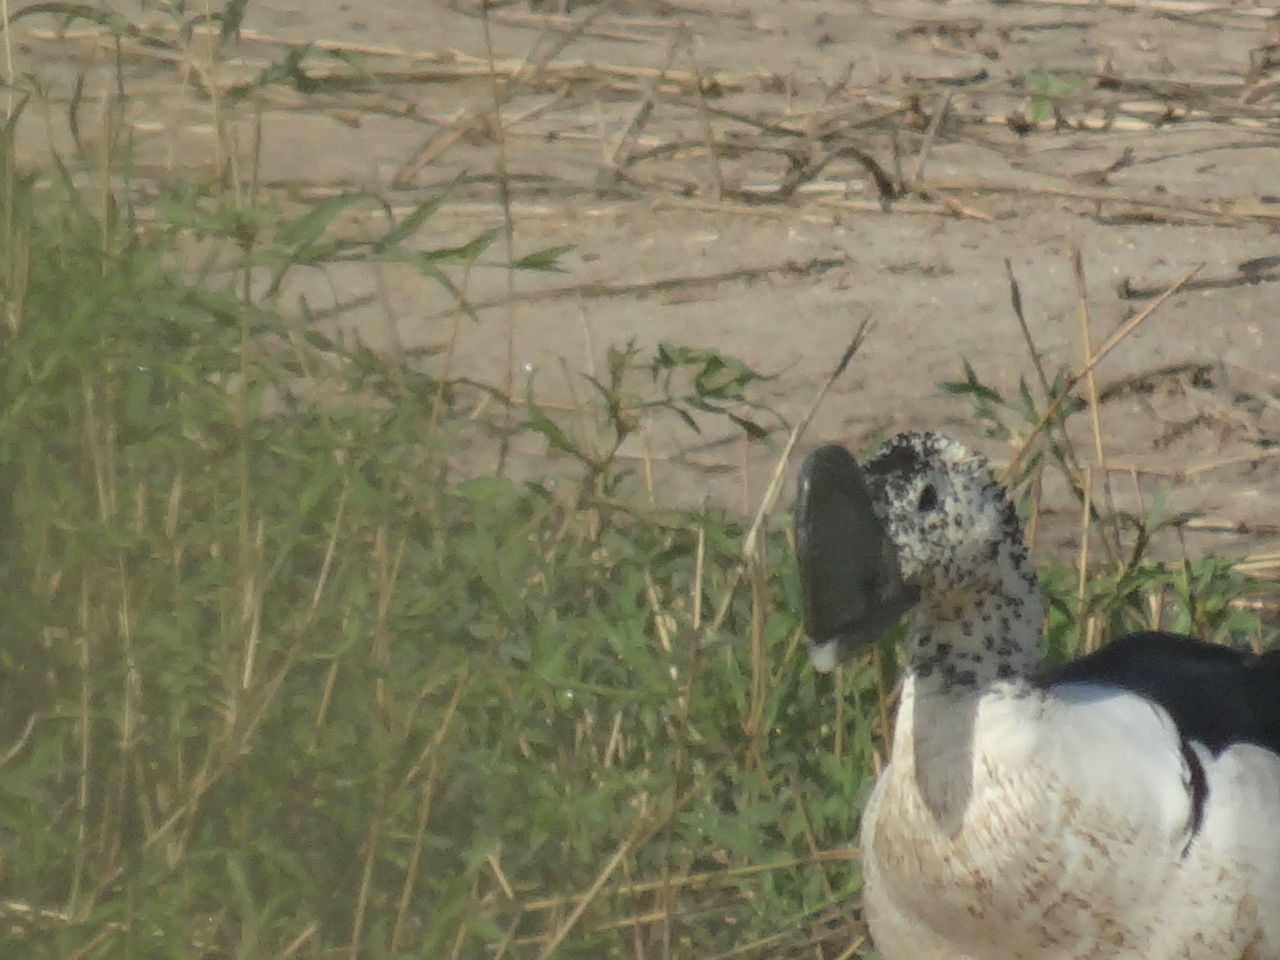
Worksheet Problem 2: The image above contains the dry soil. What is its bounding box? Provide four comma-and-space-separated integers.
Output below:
12, 0, 1280, 569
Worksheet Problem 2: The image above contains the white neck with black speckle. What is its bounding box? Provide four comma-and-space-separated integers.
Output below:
907, 537, 1043, 694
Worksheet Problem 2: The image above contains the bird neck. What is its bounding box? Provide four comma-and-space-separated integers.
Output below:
894, 552, 1043, 829
905, 547, 1043, 694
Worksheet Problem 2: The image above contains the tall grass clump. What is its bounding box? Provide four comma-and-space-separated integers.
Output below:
0, 76, 870, 960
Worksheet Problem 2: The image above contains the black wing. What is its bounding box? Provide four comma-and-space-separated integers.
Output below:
1040, 631, 1280, 755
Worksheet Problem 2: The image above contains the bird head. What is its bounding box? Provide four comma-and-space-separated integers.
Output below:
795, 432, 1027, 670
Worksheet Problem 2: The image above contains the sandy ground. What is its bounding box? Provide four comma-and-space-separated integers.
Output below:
10, 0, 1280, 568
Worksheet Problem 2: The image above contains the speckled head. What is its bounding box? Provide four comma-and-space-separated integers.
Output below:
861, 432, 1030, 609
795, 433, 1042, 679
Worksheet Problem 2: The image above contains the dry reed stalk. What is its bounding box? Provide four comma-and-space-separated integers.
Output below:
990, 0, 1275, 19
390, 760, 441, 953
1076, 465, 1096, 652
1002, 257, 1050, 551
348, 810, 383, 960
831, 935, 871, 960
679, 24, 726, 202
787, 770, 836, 899
1002, 255, 1112, 563
272, 921, 320, 959
1074, 247, 1120, 564
1186, 517, 1280, 536
532, 765, 721, 959
1182, 446, 1280, 476
739, 320, 873, 568
0, 713, 36, 768
906, 90, 951, 186
1003, 262, 1203, 484
1003, 259, 1051, 395
517, 851, 857, 916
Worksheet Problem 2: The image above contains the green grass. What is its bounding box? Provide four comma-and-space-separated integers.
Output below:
0, 56, 872, 959
1, 9, 1276, 960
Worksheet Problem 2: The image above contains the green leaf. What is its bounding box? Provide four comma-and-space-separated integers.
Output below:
523, 385, 580, 459
371, 247, 475, 320
941, 358, 1003, 404
1017, 376, 1037, 418
728, 412, 768, 440
218, 0, 251, 41
423, 228, 500, 264
373, 184, 458, 253
512, 244, 573, 271
455, 477, 516, 504
7, 2, 136, 33
278, 192, 370, 250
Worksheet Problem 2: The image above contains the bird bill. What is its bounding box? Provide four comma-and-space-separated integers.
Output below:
794, 444, 919, 671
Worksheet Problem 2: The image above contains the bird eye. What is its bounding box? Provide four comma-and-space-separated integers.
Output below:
917, 484, 938, 512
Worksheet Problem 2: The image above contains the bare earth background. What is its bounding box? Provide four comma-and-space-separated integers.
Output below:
12, 0, 1280, 568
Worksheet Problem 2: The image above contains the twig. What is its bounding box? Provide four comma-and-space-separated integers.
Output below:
1119, 263, 1280, 299
652, 193, 995, 222
452, 6, 655, 43
680, 24, 725, 202
518, 849, 856, 916
1181, 446, 1280, 477
907, 91, 951, 187
1003, 259, 1051, 395
609, 98, 655, 168
392, 0, 621, 186
929, 178, 1280, 223
0, 712, 36, 767
419, 255, 849, 322
759, 138, 898, 208
831, 194, 995, 220
991, 0, 1275, 19
1184, 517, 1280, 537
1095, 361, 1214, 403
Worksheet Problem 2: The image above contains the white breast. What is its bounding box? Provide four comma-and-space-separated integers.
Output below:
860, 678, 1280, 960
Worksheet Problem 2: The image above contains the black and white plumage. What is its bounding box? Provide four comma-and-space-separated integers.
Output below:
794, 433, 1280, 960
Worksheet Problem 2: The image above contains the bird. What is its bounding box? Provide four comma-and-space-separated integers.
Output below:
792, 432, 1280, 960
